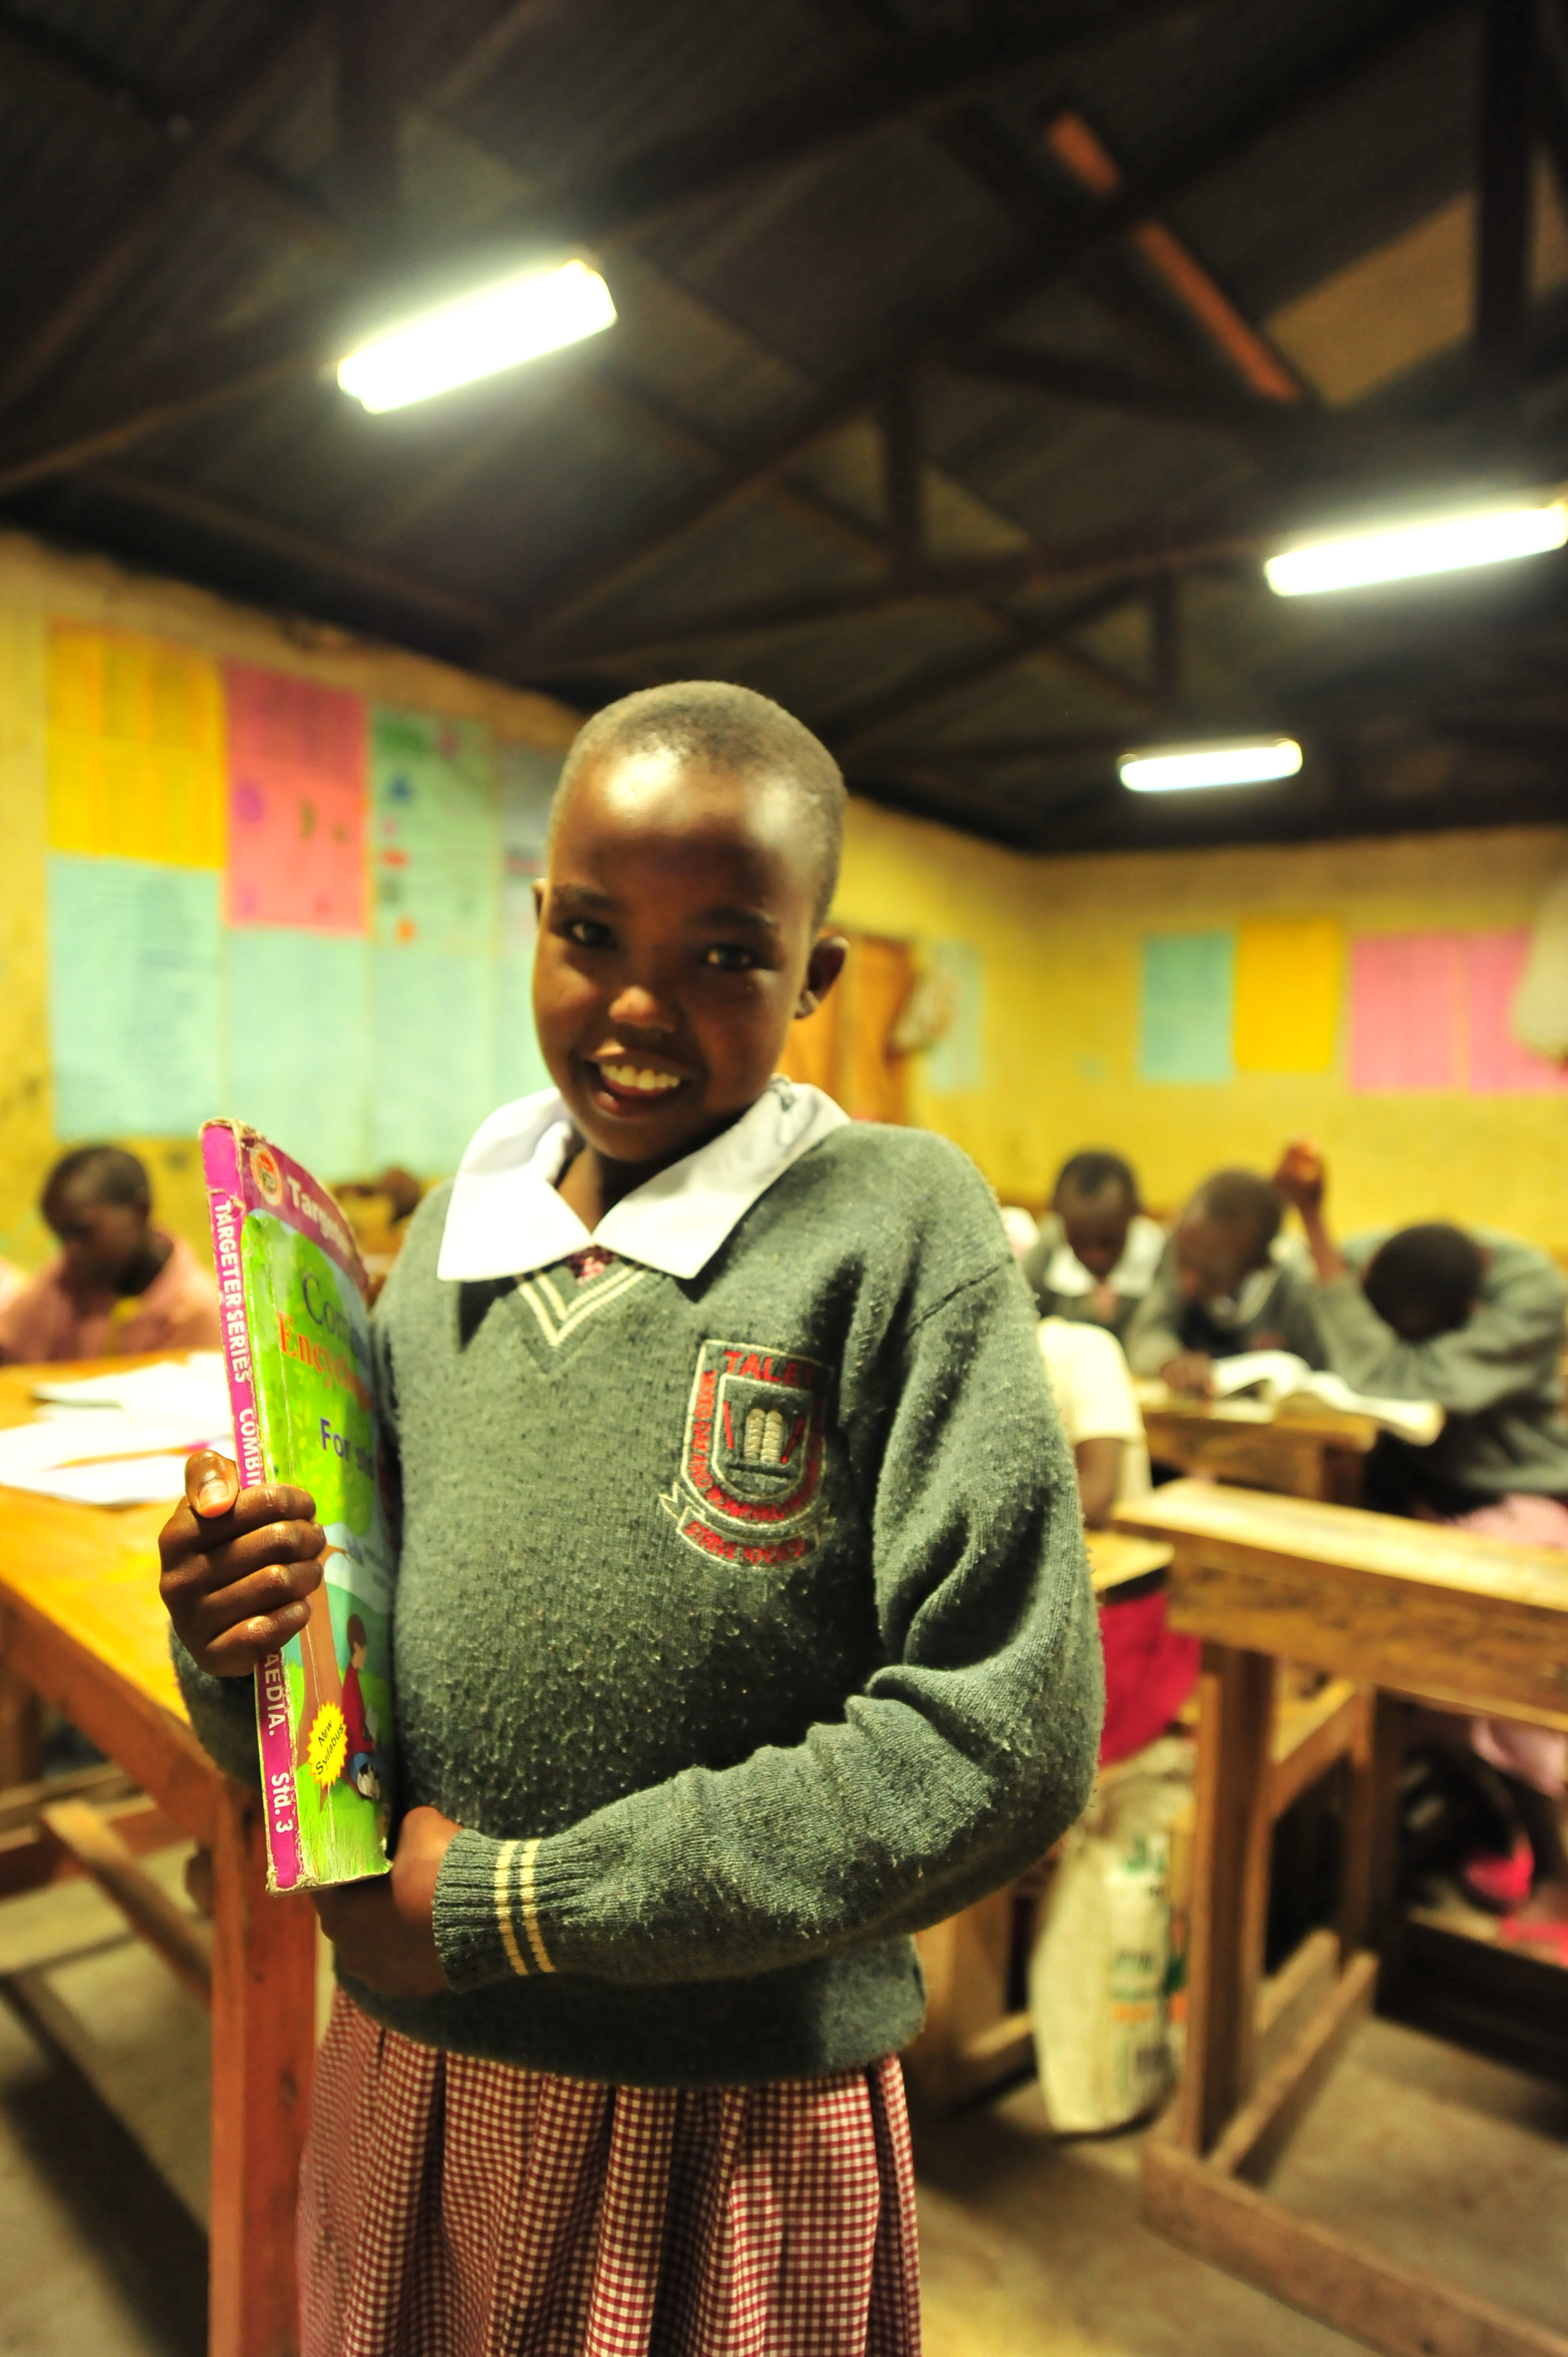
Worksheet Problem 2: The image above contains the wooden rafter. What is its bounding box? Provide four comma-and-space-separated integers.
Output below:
827, 590, 1144, 750
74, 466, 501, 634
1474, 0, 1536, 411
482, 0, 1466, 668
0, 0, 1459, 572
0, 12, 344, 257
880, 375, 924, 575
943, 343, 1303, 433
1040, 111, 1307, 404
515, 513, 1268, 669
334, 0, 403, 252
0, 2, 337, 419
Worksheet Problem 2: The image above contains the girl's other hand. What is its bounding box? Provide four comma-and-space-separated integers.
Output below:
158, 1450, 325, 1679
313, 1805, 460, 1996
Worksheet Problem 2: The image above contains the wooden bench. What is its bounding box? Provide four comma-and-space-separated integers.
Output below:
1114, 1477, 1568, 2357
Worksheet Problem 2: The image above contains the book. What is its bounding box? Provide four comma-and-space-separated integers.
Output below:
1196, 1350, 1444, 1445
202, 1120, 396, 1892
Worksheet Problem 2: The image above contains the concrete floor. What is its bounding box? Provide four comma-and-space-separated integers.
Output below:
2, 1859, 1566, 2356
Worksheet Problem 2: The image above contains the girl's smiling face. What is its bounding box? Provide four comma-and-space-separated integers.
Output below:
532, 747, 845, 1183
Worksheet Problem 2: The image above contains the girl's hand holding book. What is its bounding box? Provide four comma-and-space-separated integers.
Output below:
158, 1449, 327, 1677
312, 1804, 458, 1996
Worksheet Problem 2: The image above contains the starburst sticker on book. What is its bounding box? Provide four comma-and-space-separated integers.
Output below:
307, 1700, 347, 1800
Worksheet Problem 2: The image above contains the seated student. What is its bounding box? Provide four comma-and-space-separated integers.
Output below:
1038, 1315, 1198, 1764
1123, 1166, 1325, 1391
1023, 1151, 1166, 1338
1273, 1140, 1568, 1941
0, 1146, 221, 1363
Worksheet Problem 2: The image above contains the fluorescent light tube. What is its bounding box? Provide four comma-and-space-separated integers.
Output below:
1119, 738, 1303, 792
1265, 501, 1567, 596
338, 259, 616, 413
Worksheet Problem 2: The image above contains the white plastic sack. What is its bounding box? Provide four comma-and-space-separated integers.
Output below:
1513, 869, 1568, 1061
1029, 1736, 1194, 2134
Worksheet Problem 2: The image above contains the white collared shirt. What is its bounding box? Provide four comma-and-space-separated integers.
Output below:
437, 1078, 849, 1284
1043, 1212, 1166, 1303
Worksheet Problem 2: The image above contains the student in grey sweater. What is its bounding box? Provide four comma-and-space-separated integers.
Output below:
1022, 1149, 1167, 1340
1273, 1141, 1568, 1507
1123, 1166, 1326, 1392
159, 682, 1101, 2356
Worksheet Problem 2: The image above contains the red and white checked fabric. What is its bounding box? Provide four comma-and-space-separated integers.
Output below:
299, 1991, 922, 2357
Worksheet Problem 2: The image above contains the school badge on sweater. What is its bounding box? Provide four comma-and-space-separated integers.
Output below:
664, 1338, 830, 1565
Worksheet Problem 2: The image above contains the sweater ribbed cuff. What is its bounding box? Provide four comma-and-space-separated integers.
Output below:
433, 1824, 597, 1993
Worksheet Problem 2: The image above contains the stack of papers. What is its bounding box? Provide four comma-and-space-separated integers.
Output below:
0, 1354, 234, 1506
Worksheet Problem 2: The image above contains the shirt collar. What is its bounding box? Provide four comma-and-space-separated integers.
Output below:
437, 1077, 849, 1283
1045, 1213, 1165, 1300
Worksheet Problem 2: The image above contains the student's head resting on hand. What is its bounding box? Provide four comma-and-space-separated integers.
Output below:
533, 682, 849, 1197
1174, 1168, 1283, 1306
42, 1144, 168, 1297
1363, 1222, 1484, 1341
1053, 1150, 1139, 1281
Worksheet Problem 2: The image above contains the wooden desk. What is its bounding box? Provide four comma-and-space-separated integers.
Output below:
0, 1358, 315, 2357
1137, 1383, 1379, 1504
1115, 1478, 1568, 2357
905, 1526, 1174, 2109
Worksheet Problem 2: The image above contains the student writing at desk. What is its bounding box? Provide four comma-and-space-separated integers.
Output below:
1123, 1166, 1325, 1393
0, 1145, 221, 1363
1276, 1139, 1568, 1948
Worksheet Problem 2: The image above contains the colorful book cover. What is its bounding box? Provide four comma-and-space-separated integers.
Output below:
202, 1120, 395, 1892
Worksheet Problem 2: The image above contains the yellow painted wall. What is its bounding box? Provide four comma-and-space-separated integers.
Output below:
833, 800, 1568, 1246
0, 529, 580, 1273
6, 526, 1565, 1273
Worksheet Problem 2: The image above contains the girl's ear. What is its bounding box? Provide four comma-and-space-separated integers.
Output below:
796, 933, 848, 1020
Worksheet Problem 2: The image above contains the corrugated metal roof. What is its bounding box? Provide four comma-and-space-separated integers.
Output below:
1, 0, 1562, 851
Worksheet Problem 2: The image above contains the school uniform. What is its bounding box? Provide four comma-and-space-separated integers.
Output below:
1318, 1229, 1568, 1506
0, 1231, 221, 1364
1022, 1211, 1166, 1338
176, 1078, 1102, 2357
1122, 1238, 1327, 1377
1037, 1318, 1197, 1766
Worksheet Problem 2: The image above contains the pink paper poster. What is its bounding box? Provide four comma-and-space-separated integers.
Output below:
1468, 930, 1568, 1094
225, 665, 367, 931
1349, 933, 1466, 1090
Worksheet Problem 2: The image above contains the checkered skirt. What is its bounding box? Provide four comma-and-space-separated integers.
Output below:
299, 1992, 922, 2357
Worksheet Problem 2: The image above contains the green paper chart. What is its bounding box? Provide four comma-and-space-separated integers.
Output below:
44, 624, 564, 1181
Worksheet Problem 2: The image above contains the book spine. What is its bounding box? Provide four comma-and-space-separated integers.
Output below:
200, 1122, 302, 1894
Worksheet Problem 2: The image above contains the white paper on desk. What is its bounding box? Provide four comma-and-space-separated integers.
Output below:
0, 1404, 233, 1506
32, 1352, 231, 1430
1206, 1351, 1443, 1445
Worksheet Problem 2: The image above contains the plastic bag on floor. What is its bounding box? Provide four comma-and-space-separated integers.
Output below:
1029, 1735, 1194, 2133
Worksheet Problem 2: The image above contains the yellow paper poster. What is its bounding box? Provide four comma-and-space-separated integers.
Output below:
1233, 917, 1343, 1073
48, 625, 226, 867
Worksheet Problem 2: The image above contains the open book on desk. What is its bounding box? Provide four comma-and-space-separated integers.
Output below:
1201, 1351, 1443, 1447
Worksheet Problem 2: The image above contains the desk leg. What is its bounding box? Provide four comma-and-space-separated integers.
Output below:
1178, 1641, 1275, 2157
0, 1663, 43, 1786
1341, 1691, 1405, 1958
208, 1782, 317, 2357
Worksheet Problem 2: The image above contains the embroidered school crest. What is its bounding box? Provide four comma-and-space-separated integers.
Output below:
663, 1337, 831, 1565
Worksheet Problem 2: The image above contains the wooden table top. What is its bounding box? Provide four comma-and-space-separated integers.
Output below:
1115, 1478, 1568, 1612
1135, 1382, 1380, 1452
1085, 1526, 1173, 1594
1114, 1477, 1568, 1726
0, 1355, 190, 1721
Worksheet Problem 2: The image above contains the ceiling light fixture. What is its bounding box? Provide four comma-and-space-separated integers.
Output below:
1119, 738, 1303, 792
1265, 498, 1567, 596
337, 259, 616, 413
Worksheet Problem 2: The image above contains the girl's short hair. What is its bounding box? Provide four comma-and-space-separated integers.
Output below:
556, 680, 846, 922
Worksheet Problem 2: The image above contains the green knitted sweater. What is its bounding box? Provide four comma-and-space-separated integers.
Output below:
176, 1121, 1101, 2087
